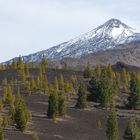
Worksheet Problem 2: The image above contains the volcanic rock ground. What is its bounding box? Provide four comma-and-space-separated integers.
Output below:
0, 68, 139, 140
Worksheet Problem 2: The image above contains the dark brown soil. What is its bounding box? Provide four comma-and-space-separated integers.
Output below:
0, 68, 140, 140
3, 93, 134, 140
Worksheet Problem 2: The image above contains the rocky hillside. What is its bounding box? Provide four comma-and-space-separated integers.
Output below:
47, 42, 140, 69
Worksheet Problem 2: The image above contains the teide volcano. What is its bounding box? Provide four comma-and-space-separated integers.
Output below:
4, 18, 140, 66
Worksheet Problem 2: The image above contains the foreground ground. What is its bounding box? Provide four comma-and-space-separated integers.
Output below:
3, 93, 139, 140
0, 68, 139, 140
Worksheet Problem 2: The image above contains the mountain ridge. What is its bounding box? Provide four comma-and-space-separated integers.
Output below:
45, 42, 140, 69
3, 18, 140, 65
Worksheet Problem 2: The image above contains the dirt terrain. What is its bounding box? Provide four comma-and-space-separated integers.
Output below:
4, 93, 129, 140
0, 68, 139, 140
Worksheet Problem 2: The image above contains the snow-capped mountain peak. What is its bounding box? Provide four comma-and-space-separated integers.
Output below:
7, 18, 140, 63
97, 18, 135, 38
60, 18, 135, 46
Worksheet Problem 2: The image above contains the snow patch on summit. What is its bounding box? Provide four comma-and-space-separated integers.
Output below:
112, 25, 134, 39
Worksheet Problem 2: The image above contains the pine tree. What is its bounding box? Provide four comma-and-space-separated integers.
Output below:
14, 87, 21, 106
88, 75, 100, 102
83, 62, 93, 78
122, 68, 129, 92
58, 90, 66, 116
14, 97, 31, 132
39, 65, 43, 77
0, 114, 3, 126
42, 75, 48, 94
99, 69, 114, 108
124, 117, 140, 140
24, 63, 30, 77
65, 81, 75, 94
25, 81, 31, 95
137, 72, 140, 81
15, 104, 27, 132
3, 85, 14, 108
19, 68, 26, 83
11, 59, 17, 69
127, 75, 140, 110
127, 72, 131, 83
107, 64, 114, 80
115, 72, 121, 88
20, 97, 32, 122
7, 85, 14, 108
3, 86, 8, 102
53, 77, 59, 91
70, 74, 77, 83
10, 106, 16, 124
0, 100, 3, 111
30, 76, 36, 92
106, 105, 119, 140
36, 76, 40, 90
75, 83, 87, 109
38, 68, 43, 90
40, 58, 47, 73
7, 63, 12, 70
95, 63, 101, 78
2, 116, 8, 128
59, 74, 65, 90
47, 89, 58, 119
0, 126, 4, 140
17, 56, 27, 82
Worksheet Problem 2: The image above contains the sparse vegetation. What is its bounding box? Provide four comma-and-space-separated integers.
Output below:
0, 59, 139, 140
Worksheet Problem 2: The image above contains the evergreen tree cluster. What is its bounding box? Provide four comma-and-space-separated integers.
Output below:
2, 84, 31, 132
127, 73, 140, 110
88, 66, 118, 108
47, 77, 67, 120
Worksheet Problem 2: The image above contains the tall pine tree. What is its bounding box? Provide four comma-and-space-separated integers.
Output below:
106, 105, 119, 140
58, 90, 66, 116
14, 97, 31, 132
83, 62, 93, 78
127, 75, 140, 110
47, 89, 58, 119
75, 83, 87, 109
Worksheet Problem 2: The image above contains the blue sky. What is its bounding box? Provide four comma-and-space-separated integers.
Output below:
0, 0, 140, 62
